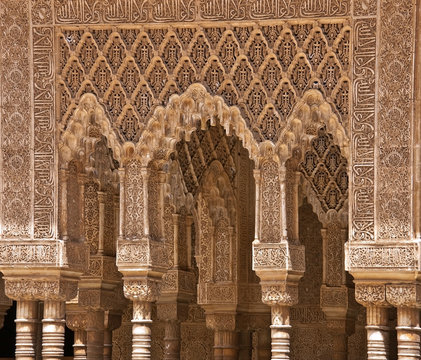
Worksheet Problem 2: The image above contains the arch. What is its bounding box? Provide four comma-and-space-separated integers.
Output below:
277, 89, 349, 164
59, 93, 123, 166
136, 83, 260, 166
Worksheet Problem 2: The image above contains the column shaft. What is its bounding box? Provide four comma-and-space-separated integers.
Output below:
42, 300, 66, 360
238, 331, 252, 360
366, 306, 390, 360
132, 301, 152, 360
15, 300, 38, 360
104, 330, 112, 360
73, 330, 87, 360
397, 307, 421, 360
163, 320, 180, 360
256, 328, 272, 359
86, 311, 104, 360
271, 305, 291, 360
214, 330, 238, 360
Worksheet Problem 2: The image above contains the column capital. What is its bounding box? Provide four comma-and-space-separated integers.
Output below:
386, 283, 421, 307
123, 278, 161, 302
66, 312, 88, 331
206, 313, 236, 332
355, 283, 388, 307
261, 283, 299, 307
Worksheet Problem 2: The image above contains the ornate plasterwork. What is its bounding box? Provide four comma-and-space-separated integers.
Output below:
57, 21, 350, 148
377, 0, 415, 241
346, 243, 418, 270
5, 279, 78, 301
0, 0, 32, 239
53, 0, 350, 23
350, 14, 376, 242
253, 242, 305, 272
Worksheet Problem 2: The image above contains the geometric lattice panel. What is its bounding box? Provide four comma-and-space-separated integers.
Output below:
58, 22, 350, 144
299, 126, 348, 212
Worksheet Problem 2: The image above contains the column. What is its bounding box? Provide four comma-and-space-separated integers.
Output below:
255, 328, 271, 359
97, 191, 106, 255
238, 330, 252, 360
214, 330, 238, 360
396, 307, 421, 359
206, 313, 238, 360
118, 168, 125, 240
66, 312, 87, 360
86, 310, 104, 360
366, 306, 390, 360
15, 300, 39, 360
132, 300, 152, 360
42, 300, 66, 359
59, 168, 69, 240
74, 330, 87, 360
163, 320, 180, 360
270, 304, 291, 359
328, 320, 348, 360
104, 311, 122, 360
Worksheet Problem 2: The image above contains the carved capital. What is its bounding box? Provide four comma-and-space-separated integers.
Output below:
386, 284, 421, 307
157, 302, 189, 322
5, 279, 78, 301
355, 283, 387, 307
320, 285, 349, 319
206, 313, 236, 331
66, 312, 88, 331
261, 283, 298, 306
123, 278, 161, 302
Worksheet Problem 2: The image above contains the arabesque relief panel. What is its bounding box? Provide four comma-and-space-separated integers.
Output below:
57, 19, 351, 145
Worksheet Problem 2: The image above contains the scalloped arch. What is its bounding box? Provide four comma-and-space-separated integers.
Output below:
136, 83, 260, 166
277, 89, 349, 163
59, 93, 123, 166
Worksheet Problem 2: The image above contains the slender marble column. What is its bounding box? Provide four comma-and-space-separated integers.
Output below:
42, 300, 66, 359
132, 301, 152, 360
396, 307, 421, 360
213, 330, 238, 360
15, 300, 39, 360
366, 306, 390, 360
163, 320, 180, 360
271, 304, 291, 359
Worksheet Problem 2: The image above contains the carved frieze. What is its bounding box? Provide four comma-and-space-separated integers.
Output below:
252, 242, 305, 272
53, 0, 350, 24
5, 279, 78, 301
346, 243, 418, 270
350, 17, 376, 242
